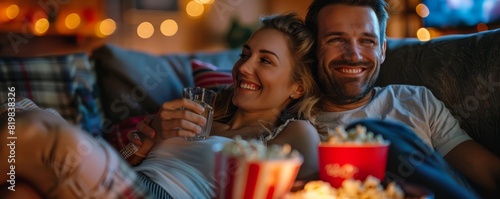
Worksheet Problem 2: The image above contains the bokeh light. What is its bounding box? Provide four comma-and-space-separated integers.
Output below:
416, 4, 430, 18
417, 28, 431, 41
476, 23, 488, 32
137, 22, 154, 39
96, 18, 116, 38
34, 18, 49, 35
5, 4, 19, 20
160, 19, 178, 36
65, 13, 81, 30
186, 1, 204, 18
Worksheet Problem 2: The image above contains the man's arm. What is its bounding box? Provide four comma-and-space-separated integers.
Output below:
421, 87, 500, 196
445, 140, 500, 197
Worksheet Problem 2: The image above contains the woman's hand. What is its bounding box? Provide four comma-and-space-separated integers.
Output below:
151, 98, 207, 141
130, 98, 207, 145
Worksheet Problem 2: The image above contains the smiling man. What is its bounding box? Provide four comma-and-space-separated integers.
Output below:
305, 0, 500, 198
315, 4, 384, 110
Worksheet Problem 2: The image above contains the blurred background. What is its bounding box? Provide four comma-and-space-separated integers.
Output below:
0, 0, 499, 56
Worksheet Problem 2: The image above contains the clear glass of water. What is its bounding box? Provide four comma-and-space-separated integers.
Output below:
182, 87, 217, 141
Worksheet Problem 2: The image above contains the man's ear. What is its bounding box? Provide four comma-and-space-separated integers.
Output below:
381, 39, 387, 63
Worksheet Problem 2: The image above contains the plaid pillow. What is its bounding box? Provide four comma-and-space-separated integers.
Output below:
0, 53, 104, 137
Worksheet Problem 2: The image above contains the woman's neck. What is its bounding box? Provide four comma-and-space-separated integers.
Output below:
210, 110, 279, 140
226, 109, 279, 130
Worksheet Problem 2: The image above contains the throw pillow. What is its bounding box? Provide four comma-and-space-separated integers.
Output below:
91, 44, 193, 129
0, 53, 104, 137
191, 59, 233, 91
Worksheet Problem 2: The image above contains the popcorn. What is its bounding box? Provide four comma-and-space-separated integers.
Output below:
287, 176, 404, 199
325, 125, 388, 145
214, 136, 303, 199
220, 136, 301, 160
318, 125, 391, 190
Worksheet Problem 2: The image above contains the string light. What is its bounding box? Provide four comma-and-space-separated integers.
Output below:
65, 13, 81, 30
1, 2, 110, 37
160, 19, 178, 36
416, 4, 430, 18
186, 1, 204, 18
96, 18, 116, 38
416, 28, 431, 41
137, 22, 154, 39
34, 18, 49, 35
5, 4, 19, 20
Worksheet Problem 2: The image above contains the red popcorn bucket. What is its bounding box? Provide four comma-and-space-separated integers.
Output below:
318, 142, 390, 188
213, 145, 303, 199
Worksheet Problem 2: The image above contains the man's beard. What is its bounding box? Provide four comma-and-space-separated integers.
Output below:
320, 78, 376, 105
316, 58, 379, 105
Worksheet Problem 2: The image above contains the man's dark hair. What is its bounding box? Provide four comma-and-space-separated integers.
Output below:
305, 0, 389, 45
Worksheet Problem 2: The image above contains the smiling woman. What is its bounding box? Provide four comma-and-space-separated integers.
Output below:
130, 13, 323, 198
231, 28, 298, 116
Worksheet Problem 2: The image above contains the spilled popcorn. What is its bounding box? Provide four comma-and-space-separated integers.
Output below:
325, 124, 389, 145
221, 136, 301, 160
287, 176, 404, 199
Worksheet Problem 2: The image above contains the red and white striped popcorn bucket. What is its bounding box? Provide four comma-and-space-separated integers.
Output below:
213, 149, 303, 199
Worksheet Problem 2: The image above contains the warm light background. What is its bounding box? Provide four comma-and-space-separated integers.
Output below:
0, 0, 498, 56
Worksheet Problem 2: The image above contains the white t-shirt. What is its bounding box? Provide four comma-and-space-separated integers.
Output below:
315, 85, 471, 156
134, 136, 233, 198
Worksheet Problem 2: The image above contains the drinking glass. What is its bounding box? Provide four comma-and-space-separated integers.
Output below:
182, 87, 217, 140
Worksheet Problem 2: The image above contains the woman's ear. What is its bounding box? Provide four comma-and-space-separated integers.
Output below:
291, 83, 305, 99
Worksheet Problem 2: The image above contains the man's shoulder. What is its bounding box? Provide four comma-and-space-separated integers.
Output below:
375, 85, 436, 101
377, 84, 428, 91
376, 84, 431, 94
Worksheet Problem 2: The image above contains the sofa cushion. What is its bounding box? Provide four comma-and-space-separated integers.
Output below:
91, 44, 192, 134
0, 53, 103, 137
191, 59, 233, 91
378, 29, 500, 156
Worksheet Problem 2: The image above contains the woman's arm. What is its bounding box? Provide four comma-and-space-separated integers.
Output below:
123, 98, 207, 165
267, 120, 320, 182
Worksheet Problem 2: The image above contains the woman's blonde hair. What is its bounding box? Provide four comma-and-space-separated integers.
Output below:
213, 13, 320, 126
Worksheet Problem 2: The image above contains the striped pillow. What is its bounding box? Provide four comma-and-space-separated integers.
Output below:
191, 59, 233, 91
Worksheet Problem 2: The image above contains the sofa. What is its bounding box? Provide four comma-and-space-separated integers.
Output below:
1, 28, 499, 157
